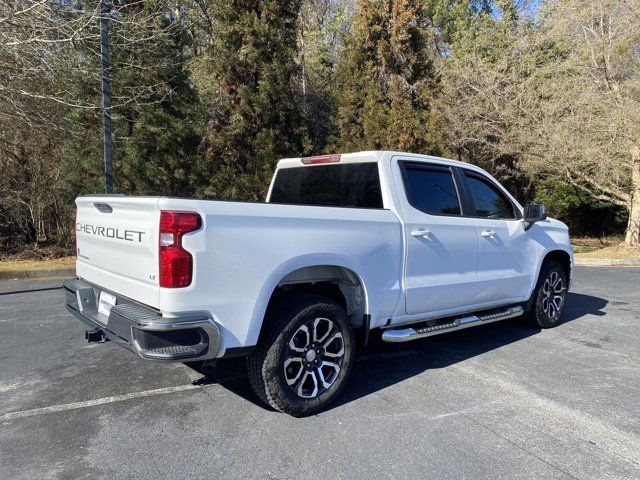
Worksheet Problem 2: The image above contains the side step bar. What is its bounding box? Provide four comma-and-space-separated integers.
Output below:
381, 306, 524, 343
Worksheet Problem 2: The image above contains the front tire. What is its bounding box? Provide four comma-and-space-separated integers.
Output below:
525, 260, 568, 328
247, 294, 355, 417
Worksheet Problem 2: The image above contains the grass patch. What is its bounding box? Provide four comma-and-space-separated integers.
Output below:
572, 245, 598, 254
570, 235, 640, 258
571, 235, 623, 249
574, 244, 640, 259
0, 256, 75, 273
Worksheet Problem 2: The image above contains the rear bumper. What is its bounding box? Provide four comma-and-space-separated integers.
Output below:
63, 278, 221, 361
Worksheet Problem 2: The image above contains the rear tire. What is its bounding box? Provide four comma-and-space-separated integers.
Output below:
247, 294, 355, 417
524, 260, 568, 328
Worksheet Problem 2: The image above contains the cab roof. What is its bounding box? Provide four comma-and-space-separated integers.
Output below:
276, 151, 477, 170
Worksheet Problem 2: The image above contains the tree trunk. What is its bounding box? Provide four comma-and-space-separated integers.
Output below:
625, 145, 640, 246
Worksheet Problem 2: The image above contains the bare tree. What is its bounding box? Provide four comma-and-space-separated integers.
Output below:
442, 0, 640, 245
0, 0, 189, 250
545, 0, 640, 244
0, 0, 185, 126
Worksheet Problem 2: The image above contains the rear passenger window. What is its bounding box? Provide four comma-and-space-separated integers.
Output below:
402, 165, 461, 216
464, 173, 515, 219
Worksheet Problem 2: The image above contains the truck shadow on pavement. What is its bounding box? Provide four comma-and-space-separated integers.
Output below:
190, 291, 608, 413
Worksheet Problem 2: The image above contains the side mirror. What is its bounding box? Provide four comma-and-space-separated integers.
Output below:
523, 204, 546, 230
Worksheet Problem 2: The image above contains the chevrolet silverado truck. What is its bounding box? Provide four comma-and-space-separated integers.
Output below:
64, 151, 572, 416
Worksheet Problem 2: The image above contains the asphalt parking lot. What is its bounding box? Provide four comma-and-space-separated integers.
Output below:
1, 266, 639, 480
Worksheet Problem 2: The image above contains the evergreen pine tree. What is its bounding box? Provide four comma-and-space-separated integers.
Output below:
331, 0, 444, 154
296, 0, 352, 154
194, 0, 304, 201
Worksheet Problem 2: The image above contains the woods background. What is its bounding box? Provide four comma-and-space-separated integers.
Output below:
1, 0, 639, 257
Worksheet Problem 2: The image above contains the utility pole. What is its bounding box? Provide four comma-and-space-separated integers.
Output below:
100, 0, 113, 193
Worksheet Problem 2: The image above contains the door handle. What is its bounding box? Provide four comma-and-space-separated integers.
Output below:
481, 229, 496, 238
411, 228, 432, 238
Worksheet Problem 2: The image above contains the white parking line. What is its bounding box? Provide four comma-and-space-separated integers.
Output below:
0, 384, 211, 422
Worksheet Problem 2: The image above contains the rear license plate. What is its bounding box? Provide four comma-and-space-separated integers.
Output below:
98, 291, 117, 319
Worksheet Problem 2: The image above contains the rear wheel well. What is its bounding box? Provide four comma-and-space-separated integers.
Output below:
272, 282, 347, 310
262, 266, 367, 343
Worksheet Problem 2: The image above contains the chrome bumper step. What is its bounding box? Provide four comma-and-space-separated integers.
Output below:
381, 305, 524, 343
64, 278, 221, 361
138, 345, 199, 359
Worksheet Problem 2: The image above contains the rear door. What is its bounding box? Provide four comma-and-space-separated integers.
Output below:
75, 196, 161, 308
459, 169, 532, 302
395, 160, 480, 315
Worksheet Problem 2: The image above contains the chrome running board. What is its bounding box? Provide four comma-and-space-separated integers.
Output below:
381, 305, 524, 343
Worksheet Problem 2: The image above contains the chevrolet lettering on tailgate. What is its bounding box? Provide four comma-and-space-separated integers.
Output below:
76, 223, 145, 243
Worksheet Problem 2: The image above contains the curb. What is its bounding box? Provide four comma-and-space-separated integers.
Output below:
3, 259, 637, 279
0, 267, 75, 281
574, 257, 640, 267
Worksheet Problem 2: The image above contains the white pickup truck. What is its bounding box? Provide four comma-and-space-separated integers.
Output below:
64, 151, 572, 416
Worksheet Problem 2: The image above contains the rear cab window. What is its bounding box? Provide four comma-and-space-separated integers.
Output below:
400, 163, 462, 216
269, 162, 383, 209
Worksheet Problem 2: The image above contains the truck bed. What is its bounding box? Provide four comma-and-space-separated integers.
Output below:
75, 196, 403, 352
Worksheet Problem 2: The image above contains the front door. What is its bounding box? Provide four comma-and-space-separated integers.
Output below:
397, 161, 480, 315
460, 170, 532, 302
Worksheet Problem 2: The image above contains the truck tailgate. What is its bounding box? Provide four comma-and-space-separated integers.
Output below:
75, 196, 161, 308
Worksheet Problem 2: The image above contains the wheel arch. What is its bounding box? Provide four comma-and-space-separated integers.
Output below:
542, 249, 572, 283
246, 256, 370, 347
525, 248, 572, 311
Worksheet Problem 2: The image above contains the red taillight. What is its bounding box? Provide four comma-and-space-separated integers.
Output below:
159, 211, 202, 288
300, 154, 341, 165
